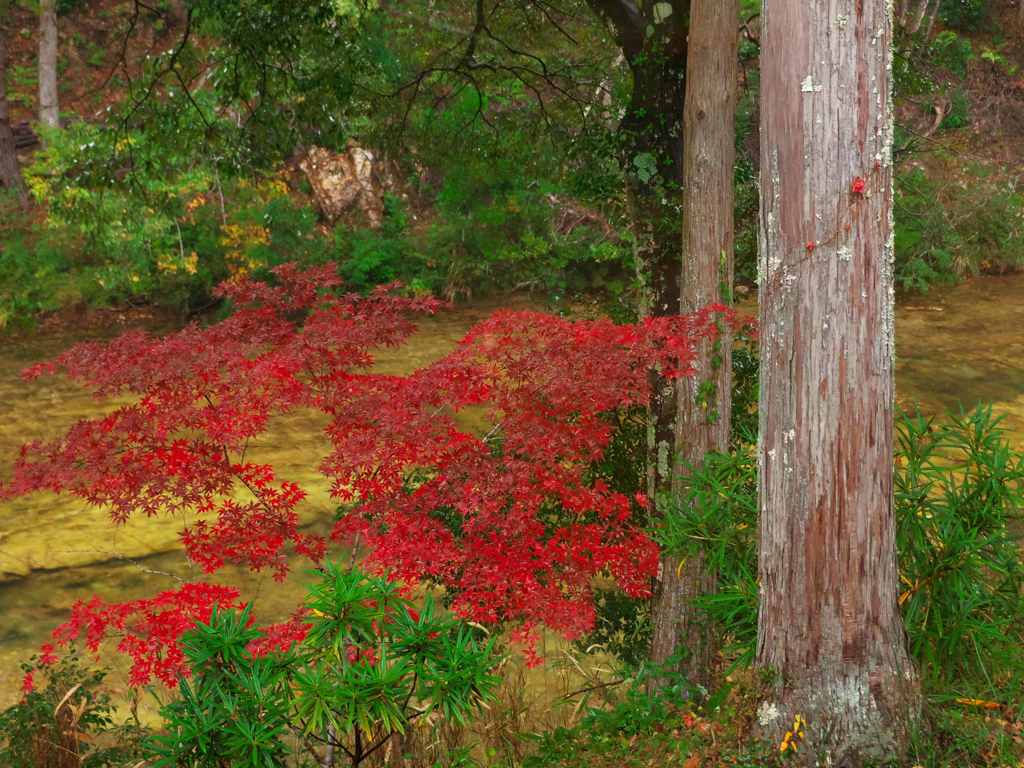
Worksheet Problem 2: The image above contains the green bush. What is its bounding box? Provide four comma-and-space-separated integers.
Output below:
148, 562, 500, 767
340, 195, 423, 291
895, 167, 1024, 293
931, 31, 974, 78
523, 668, 779, 768
656, 405, 1024, 702
0, 653, 147, 768
896, 406, 1024, 696
12, 124, 349, 320
940, 0, 990, 30
0, 234, 74, 329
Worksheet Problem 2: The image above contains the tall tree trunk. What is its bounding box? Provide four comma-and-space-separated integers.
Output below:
649, 0, 738, 690
38, 0, 60, 129
755, 0, 919, 764
923, 1, 941, 37
612, 7, 691, 689
0, 28, 28, 208
586, 1, 693, 684
621, 41, 687, 503
908, 0, 933, 33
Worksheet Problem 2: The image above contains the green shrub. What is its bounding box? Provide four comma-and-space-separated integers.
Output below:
655, 445, 760, 667
523, 668, 779, 768
0, 234, 74, 329
0, 653, 147, 768
148, 562, 500, 767
656, 405, 1024, 702
940, 0, 990, 30
931, 31, 974, 78
896, 406, 1024, 697
938, 88, 971, 131
895, 167, 1024, 293
340, 195, 423, 291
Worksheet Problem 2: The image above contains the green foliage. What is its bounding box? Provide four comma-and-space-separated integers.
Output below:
0, 233, 74, 329
728, 337, 759, 446
896, 406, 1024, 698
523, 670, 779, 768
654, 446, 759, 667
405, 91, 632, 300
522, 681, 690, 768
339, 195, 421, 291
895, 166, 1024, 293
938, 88, 971, 131
940, 0, 990, 31
894, 28, 972, 99
655, 405, 1024, 703
12, 123, 341, 322
149, 562, 500, 767
577, 337, 759, 669
0, 653, 147, 768
932, 31, 975, 79
578, 587, 652, 669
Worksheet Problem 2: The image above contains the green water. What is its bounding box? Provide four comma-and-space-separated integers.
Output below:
0, 280, 1022, 705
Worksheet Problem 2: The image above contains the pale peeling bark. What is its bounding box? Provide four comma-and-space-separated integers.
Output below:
755, 0, 919, 764
37, 0, 59, 129
0, 28, 28, 207
895, 0, 935, 34
38, 0, 60, 129
649, 0, 738, 689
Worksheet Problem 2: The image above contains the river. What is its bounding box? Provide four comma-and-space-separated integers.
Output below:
0, 277, 1021, 705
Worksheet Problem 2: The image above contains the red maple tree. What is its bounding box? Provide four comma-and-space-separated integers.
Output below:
4, 264, 735, 682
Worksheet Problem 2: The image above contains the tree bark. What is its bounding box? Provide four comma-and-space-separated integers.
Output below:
38, 0, 60, 129
755, 0, 919, 764
922, 1, 941, 38
649, 0, 738, 690
908, 0, 931, 33
620, 37, 687, 507
587, 2, 693, 687
0, 27, 28, 207
588, 0, 689, 323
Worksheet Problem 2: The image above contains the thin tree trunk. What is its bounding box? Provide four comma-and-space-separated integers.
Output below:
38, 0, 59, 129
755, 0, 919, 764
649, 0, 738, 690
0, 28, 28, 208
910, 0, 935, 34
588, 0, 690, 600
610, 10, 691, 690
623, 45, 687, 508
896, 0, 909, 27
923, 0, 941, 37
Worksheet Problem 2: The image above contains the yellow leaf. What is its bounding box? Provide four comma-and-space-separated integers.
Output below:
955, 697, 1001, 710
